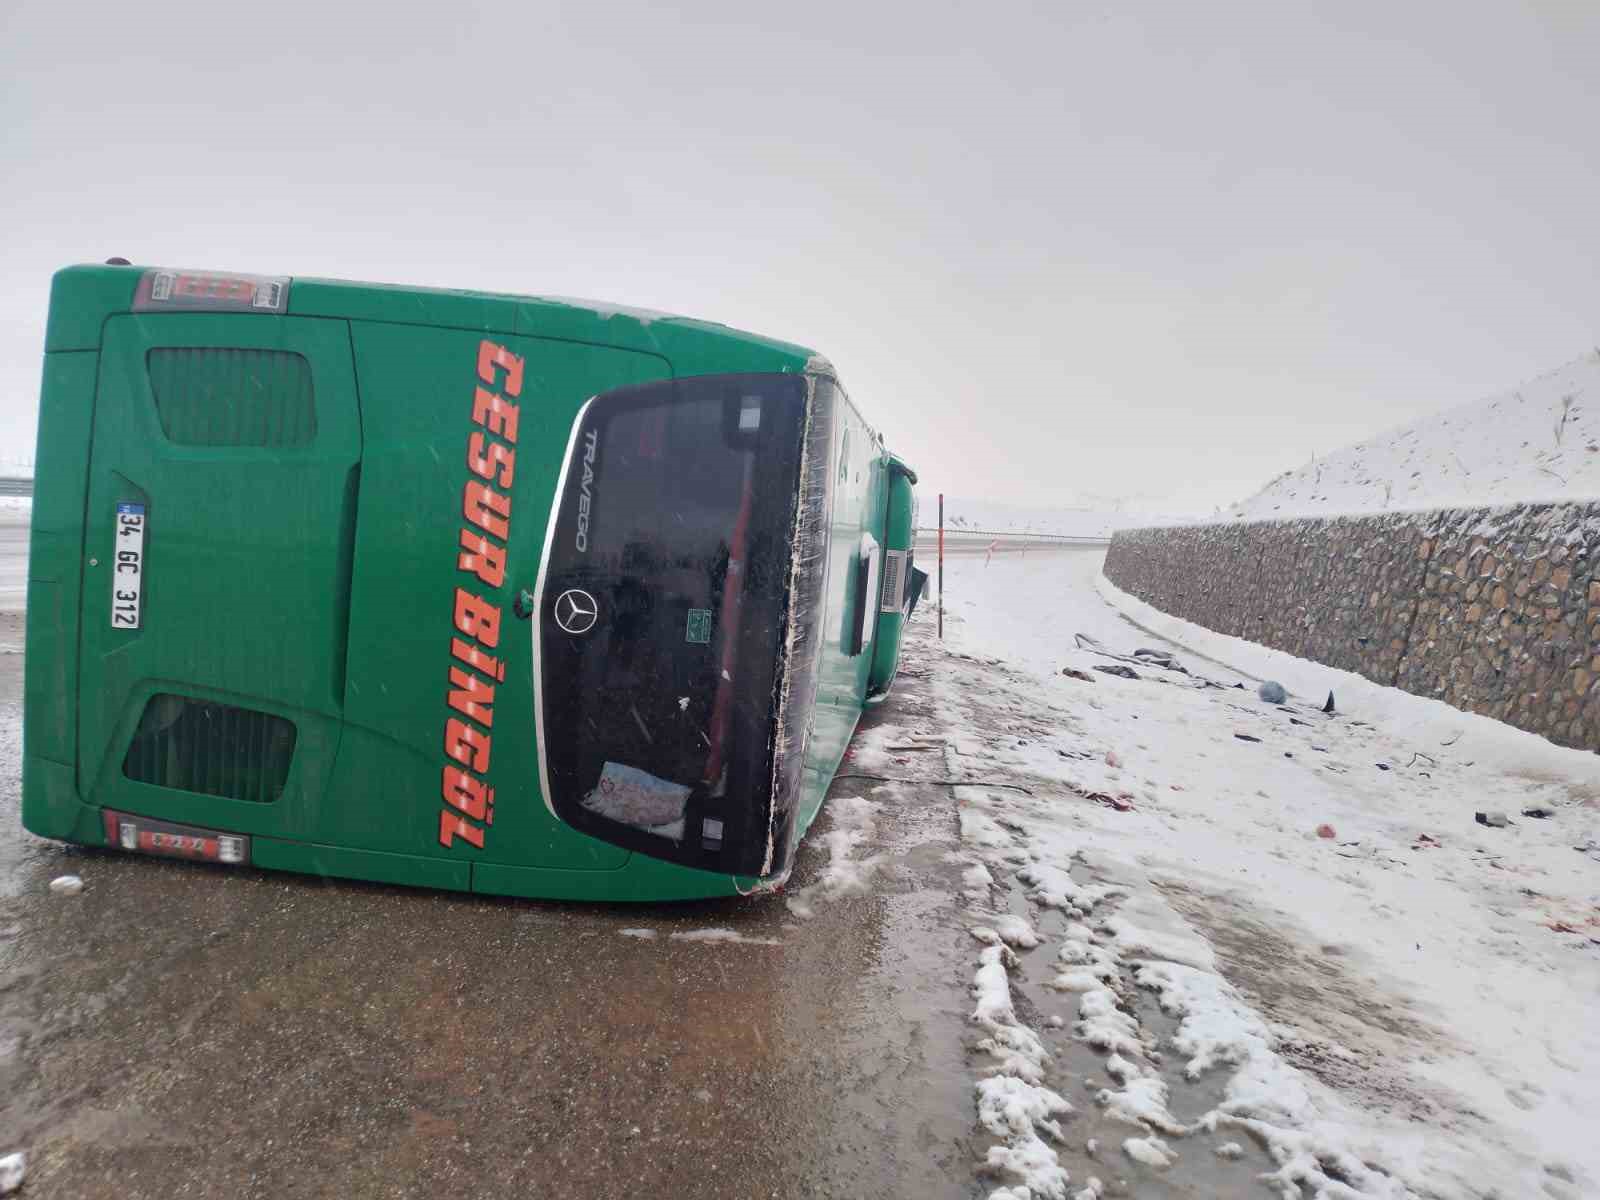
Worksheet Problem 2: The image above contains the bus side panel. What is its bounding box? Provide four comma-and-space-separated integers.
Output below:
867, 466, 916, 701
331, 322, 672, 872
251, 837, 471, 892
21, 351, 99, 841
473, 855, 743, 902
793, 393, 887, 840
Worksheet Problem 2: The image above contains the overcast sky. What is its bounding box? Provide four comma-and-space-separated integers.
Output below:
3, 1, 1596, 514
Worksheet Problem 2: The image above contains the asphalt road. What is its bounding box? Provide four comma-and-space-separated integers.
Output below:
914, 531, 1110, 558
0, 507, 983, 1200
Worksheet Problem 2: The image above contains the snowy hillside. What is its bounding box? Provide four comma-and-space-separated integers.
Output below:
1227, 352, 1600, 520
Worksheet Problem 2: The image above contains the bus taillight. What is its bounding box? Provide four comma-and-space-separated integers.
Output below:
100, 809, 250, 865
131, 268, 289, 313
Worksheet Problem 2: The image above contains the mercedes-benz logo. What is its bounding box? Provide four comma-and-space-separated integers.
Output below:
553, 588, 599, 635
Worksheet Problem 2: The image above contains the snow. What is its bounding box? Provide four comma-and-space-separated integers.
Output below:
970, 935, 1076, 1197
936, 545, 1600, 1199
971, 913, 1042, 949
618, 927, 658, 939
667, 928, 781, 946
1226, 351, 1600, 520
785, 795, 883, 918
0, 1151, 23, 1196
1122, 1135, 1177, 1168
976, 1076, 1073, 1190
48, 874, 82, 895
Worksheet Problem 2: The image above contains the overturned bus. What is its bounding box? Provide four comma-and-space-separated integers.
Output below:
23, 264, 923, 900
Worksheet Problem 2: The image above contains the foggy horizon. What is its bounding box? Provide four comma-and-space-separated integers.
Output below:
3, 1, 1597, 515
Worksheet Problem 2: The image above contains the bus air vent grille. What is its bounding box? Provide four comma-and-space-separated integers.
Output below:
123, 694, 297, 803
146, 348, 317, 448
880, 550, 906, 613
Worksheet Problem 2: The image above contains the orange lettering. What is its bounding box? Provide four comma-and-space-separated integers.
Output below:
457, 529, 507, 589
451, 636, 505, 683
453, 588, 502, 648
439, 807, 486, 849
447, 666, 495, 727
444, 718, 492, 772
477, 340, 524, 399
442, 766, 493, 821
463, 480, 511, 540
467, 432, 517, 488
471, 386, 521, 445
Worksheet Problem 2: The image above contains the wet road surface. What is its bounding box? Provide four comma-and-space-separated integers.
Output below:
913, 533, 1109, 559
0, 530, 983, 1198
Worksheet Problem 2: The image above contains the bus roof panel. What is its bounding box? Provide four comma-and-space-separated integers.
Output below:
44, 265, 820, 378
289, 276, 816, 376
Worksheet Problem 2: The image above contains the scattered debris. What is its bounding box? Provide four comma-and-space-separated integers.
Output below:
1288, 716, 1312, 726
1132, 648, 1188, 674
1476, 811, 1513, 828
1072, 784, 1136, 812
0, 1152, 23, 1196
1061, 667, 1097, 683
1233, 733, 1263, 743
1406, 752, 1438, 768
1093, 664, 1140, 680
1323, 691, 1336, 714
1548, 921, 1582, 934
1376, 763, 1391, 771
1316, 824, 1337, 839
1258, 680, 1287, 704
1105, 750, 1122, 768
1412, 833, 1441, 849
1522, 807, 1555, 819
48, 875, 83, 896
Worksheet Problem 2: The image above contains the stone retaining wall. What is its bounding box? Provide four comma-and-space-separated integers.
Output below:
1103, 502, 1600, 752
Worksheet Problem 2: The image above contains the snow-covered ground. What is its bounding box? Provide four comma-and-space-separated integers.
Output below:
1228, 352, 1600, 520
902, 546, 1598, 1199
935, 498, 1181, 540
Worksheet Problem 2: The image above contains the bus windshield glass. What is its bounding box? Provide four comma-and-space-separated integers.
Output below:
538, 373, 810, 875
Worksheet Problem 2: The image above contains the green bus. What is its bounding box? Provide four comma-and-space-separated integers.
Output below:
23, 264, 922, 901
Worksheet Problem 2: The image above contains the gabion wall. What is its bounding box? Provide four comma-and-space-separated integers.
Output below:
1103, 502, 1599, 752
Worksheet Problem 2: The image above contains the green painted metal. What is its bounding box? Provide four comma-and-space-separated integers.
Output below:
23, 263, 915, 901
868, 455, 919, 704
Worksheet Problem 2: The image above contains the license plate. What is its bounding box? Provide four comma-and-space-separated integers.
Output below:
111, 502, 146, 629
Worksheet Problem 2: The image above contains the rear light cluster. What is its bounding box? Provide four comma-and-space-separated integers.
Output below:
132, 268, 289, 314
101, 810, 249, 865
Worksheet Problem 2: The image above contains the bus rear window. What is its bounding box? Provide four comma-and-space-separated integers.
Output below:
537, 374, 810, 875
